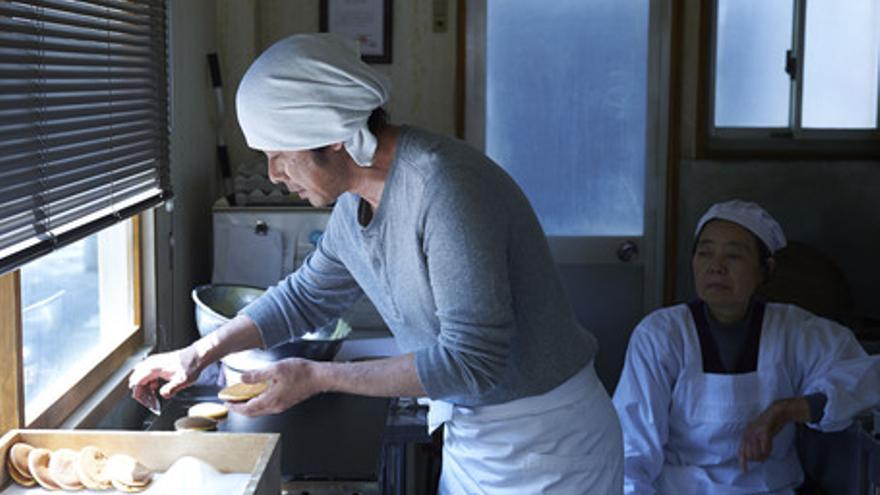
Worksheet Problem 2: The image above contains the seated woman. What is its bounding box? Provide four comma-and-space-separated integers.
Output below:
613, 200, 880, 494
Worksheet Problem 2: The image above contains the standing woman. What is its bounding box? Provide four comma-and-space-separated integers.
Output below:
130, 34, 623, 493
613, 200, 880, 494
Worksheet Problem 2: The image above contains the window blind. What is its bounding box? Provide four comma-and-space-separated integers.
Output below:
0, 0, 170, 274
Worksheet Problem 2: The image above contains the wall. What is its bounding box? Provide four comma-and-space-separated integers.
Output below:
670, 3, 880, 322
160, 0, 220, 351
674, 160, 880, 319
217, 0, 460, 172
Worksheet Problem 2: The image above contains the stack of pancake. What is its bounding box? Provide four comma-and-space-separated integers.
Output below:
5, 442, 153, 492
173, 382, 267, 432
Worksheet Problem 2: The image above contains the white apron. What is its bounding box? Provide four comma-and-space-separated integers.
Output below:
658, 303, 802, 494
430, 361, 623, 495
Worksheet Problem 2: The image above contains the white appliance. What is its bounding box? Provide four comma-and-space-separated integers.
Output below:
211, 199, 391, 336
212, 199, 331, 288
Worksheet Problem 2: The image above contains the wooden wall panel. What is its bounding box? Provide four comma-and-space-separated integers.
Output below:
0, 271, 23, 435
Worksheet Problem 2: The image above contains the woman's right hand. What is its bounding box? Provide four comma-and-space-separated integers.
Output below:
128, 345, 203, 409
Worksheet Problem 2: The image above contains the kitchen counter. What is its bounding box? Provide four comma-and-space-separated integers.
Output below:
148, 386, 390, 483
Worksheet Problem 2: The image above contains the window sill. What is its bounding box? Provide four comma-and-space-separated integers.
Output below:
59, 344, 154, 430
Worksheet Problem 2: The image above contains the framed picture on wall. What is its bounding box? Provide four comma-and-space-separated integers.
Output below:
319, 0, 393, 64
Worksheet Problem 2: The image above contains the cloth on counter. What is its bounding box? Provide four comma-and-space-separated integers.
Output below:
148, 456, 250, 494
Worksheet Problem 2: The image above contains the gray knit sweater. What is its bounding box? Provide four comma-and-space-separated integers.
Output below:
241, 126, 597, 406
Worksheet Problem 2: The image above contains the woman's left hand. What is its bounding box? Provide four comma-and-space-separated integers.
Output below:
226, 357, 324, 416
738, 397, 809, 472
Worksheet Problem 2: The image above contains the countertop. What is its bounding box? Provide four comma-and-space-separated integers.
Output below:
148, 385, 390, 483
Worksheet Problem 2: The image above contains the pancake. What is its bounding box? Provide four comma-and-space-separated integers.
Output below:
27, 448, 60, 491
48, 447, 83, 490
104, 453, 153, 488
175, 416, 218, 432
9, 442, 34, 479
6, 458, 35, 487
218, 381, 268, 402
188, 402, 229, 420
111, 477, 149, 493
76, 445, 112, 490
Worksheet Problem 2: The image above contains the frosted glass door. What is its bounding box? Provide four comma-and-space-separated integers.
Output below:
486, 0, 648, 236
473, 0, 661, 391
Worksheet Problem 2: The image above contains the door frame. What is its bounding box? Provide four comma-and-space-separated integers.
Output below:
463, 0, 672, 313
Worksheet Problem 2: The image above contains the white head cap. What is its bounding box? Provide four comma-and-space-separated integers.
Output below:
235, 33, 391, 166
695, 200, 787, 253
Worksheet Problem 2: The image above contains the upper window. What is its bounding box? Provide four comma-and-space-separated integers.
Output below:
706, 0, 879, 154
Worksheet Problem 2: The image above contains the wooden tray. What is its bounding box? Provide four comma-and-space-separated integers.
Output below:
0, 429, 280, 495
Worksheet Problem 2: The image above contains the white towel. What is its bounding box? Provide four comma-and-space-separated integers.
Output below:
235, 33, 391, 167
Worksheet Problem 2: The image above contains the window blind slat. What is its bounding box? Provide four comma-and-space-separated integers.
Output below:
48, 170, 158, 215
0, 66, 155, 80
0, 3, 152, 37
0, 46, 152, 64
0, 79, 156, 94
0, 131, 160, 170
79, 0, 155, 17
48, 180, 160, 235
0, 142, 156, 189
0, 89, 153, 110
0, 209, 40, 238
51, 189, 163, 247
0, 118, 161, 154
0, 104, 159, 131
0, 23, 153, 50
0, 51, 159, 69
0, 153, 158, 215
0, 30, 152, 54
24, 0, 155, 25
0, 119, 159, 153
0, 139, 159, 185
0, 0, 169, 275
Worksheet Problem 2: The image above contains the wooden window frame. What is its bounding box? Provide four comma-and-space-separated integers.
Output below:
698, 0, 880, 159
0, 215, 146, 435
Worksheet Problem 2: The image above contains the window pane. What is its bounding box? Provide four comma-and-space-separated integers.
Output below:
486, 0, 648, 236
714, 0, 793, 127
802, 0, 880, 129
21, 219, 136, 422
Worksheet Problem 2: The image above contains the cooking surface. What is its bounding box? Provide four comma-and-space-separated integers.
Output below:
147, 386, 390, 482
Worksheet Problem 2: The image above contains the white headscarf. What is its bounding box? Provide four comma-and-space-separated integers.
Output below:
235, 33, 391, 166
695, 200, 787, 253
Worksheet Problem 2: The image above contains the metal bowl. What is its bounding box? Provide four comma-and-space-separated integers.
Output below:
191, 284, 352, 371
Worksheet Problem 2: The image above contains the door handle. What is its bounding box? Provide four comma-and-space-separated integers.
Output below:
617, 240, 638, 262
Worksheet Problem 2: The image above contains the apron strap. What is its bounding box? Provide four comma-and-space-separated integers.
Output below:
732, 299, 765, 373
687, 300, 726, 373
687, 299, 767, 374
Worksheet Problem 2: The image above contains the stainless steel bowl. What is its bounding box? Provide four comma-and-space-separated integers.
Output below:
191, 284, 352, 372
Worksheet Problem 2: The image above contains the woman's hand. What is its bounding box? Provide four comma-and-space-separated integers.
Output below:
128, 346, 203, 409
226, 358, 325, 416
738, 397, 810, 472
